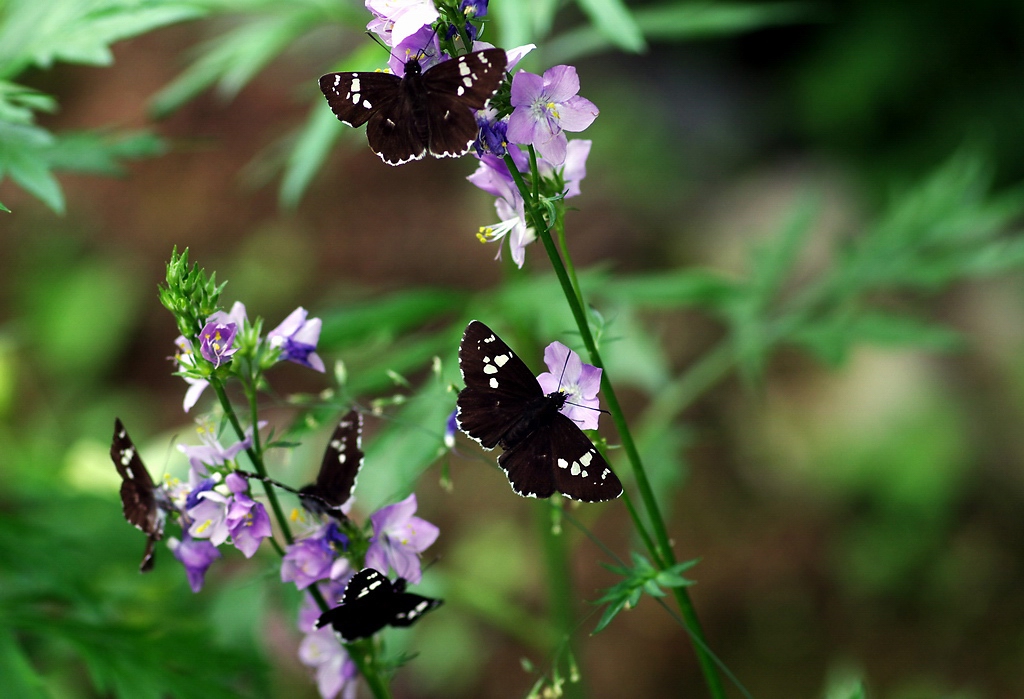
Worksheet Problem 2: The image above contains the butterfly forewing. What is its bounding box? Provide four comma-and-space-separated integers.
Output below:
457, 320, 544, 449
300, 410, 364, 516
110, 418, 166, 571
319, 71, 402, 128
318, 49, 507, 165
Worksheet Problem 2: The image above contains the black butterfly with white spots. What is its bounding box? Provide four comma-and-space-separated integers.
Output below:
234, 410, 364, 521
456, 320, 623, 502
298, 409, 364, 518
110, 418, 171, 572
316, 568, 443, 641
319, 48, 507, 165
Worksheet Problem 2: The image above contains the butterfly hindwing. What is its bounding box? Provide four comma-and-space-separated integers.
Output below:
457, 320, 544, 449
110, 418, 166, 571
316, 568, 442, 641
319, 49, 507, 165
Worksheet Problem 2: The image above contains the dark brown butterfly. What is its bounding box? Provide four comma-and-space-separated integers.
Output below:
456, 321, 623, 502
319, 48, 507, 165
298, 409, 363, 518
316, 568, 443, 641
110, 418, 170, 572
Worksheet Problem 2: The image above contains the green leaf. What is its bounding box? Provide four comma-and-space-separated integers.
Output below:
0, 121, 63, 212
278, 104, 342, 208
150, 7, 323, 117
44, 129, 165, 174
792, 310, 963, 367
0, 0, 206, 74
575, 0, 646, 53
547, 2, 811, 62
593, 553, 697, 634
318, 289, 465, 349
0, 628, 45, 699
601, 269, 739, 309
0, 81, 56, 124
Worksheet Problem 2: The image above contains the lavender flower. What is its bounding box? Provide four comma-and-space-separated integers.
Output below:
388, 23, 442, 77
173, 336, 210, 412
536, 341, 603, 430
198, 321, 237, 367
365, 0, 438, 48
187, 485, 231, 546
268, 307, 326, 373
506, 65, 599, 165
364, 494, 439, 584
281, 523, 347, 590
299, 628, 359, 699
468, 154, 535, 267
224, 473, 272, 558
168, 535, 221, 593
178, 422, 257, 477
444, 408, 459, 449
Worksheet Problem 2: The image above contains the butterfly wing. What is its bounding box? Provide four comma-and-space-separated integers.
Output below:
301, 410, 364, 515
110, 418, 165, 571
421, 49, 507, 158
316, 568, 395, 641
499, 413, 623, 502
319, 71, 402, 128
421, 49, 507, 110
457, 320, 545, 449
389, 591, 444, 628
366, 95, 429, 165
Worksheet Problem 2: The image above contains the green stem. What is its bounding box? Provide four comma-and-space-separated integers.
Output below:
211, 379, 293, 547
502, 154, 727, 699
209, 377, 393, 699
538, 503, 585, 699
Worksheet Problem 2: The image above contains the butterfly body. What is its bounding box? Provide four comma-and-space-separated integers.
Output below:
316, 568, 442, 641
456, 321, 623, 502
110, 418, 169, 572
319, 48, 507, 165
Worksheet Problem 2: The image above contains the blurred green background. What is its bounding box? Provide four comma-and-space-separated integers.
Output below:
2, 0, 1024, 697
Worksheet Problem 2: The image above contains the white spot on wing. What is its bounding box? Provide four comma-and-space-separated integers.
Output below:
494, 354, 510, 367
489, 377, 499, 388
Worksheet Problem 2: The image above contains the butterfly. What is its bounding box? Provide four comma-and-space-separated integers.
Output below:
456, 321, 624, 502
298, 409, 364, 518
234, 410, 364, 520
110, 418, 170, 572
315, 568, 443, 641
319, 48, 507, 166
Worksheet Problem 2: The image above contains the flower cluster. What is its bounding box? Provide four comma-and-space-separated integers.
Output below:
172, 301, 325, 412
360, 0, 598, 269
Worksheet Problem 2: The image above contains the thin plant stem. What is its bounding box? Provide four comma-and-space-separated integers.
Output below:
208, 378, 393, 699
501, 152, 727, 699
538, 502, 585, 699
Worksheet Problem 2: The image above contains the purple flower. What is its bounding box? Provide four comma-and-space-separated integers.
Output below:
299, 627, 359, 699
444, 408, 459, 449
187, 485, 231, 546
536, 341, 603, 430
506, 65, 599, 165
168, 535, 221, 593
268, 307, 325, 373
281, 523, 347, 590
388, 23, 442, 76
365, 0, 438, 48
461, 0, 487, 17
225, 473, 272, 558
468, 154, 535, 267
198, 321, 238, 367
473, 107, 509, 157
178, 422, 258, 477
538, 139, 592, 199
173, 336, 210, 412
364, 494, 439, 584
